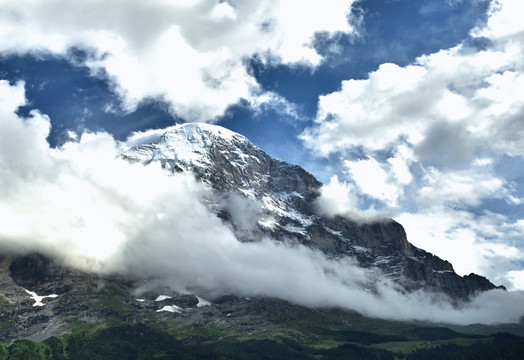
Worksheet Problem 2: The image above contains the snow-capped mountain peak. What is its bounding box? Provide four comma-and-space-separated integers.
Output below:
122, 122, 275, 195
122, 123, 502, 299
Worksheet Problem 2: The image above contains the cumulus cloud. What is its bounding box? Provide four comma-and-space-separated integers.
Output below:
301, 0, 524, 160
344, 147, 416, 208
2, 80, 524, 325
314, 144, 416, 217
300, 0, 524, 290
0, 0, 357, 122
314, 176, 381, 221
417, 167, 507, 208
314, 176, 396, 226
507, 270, 524, 291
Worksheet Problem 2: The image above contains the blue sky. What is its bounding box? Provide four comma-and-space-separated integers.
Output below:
1, 0, 524, 293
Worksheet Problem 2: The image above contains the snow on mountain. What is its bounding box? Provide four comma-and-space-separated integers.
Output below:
24, 289, 58, 307
122, 123, 503, 299
124, 123, 265, 192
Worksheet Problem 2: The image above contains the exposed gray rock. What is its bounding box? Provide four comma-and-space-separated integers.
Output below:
172, 294, 200, 308
123, 123, 503, 299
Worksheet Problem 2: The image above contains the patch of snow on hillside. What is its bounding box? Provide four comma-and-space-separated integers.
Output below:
283, 224, 308, 236
262, 196, 288, 216
24, 289, 58, 307
196, 296, 212, 307
157, 305, 183, 313
324, 227, 343, 237
324, 227, 354, 243
188, 123, 243, 143
374, 256, 395, 266
286, 208, 314, 227
258, 217, 277, 229
408, 256, 423, 263
239, 188, 256, 198
351, 245, 372, 253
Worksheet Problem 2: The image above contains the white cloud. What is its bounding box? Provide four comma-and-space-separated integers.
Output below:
507, 270, 524, 291
124, 126, 179, 147
313, 144, 415, 212
315, 176, 359, 216
474, 0, 524, 40
0, 80, 25, 112
345, 157, 400, 207
0, 0, 357, 122
302, 46, 522, 158
210, 2, 237, 21
300, 0, 524, 291
343, 145, 414, 207
314, 176, 392, 224
388, 144, 414, 185
417, 167, 506, 207
302, 0, 524, 160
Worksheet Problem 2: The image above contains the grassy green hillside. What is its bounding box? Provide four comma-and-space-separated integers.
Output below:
2, 299, 524, 359
2, 323, 524, 360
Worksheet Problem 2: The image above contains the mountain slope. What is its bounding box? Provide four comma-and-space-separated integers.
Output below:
122, 122, 502, 299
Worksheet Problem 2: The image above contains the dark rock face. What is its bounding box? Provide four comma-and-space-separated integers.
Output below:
122, 123, 503, 299
1, 253, 145, 341
172, 294, 199, 308
9, 253, 66, 291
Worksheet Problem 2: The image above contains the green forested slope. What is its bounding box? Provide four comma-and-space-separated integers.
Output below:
2, 314, 524, 360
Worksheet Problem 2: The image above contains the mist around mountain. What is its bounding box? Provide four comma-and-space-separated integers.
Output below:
1, 81, 523, 326
1, 251, 524, 358
1, 280, 524, 360
2, 82, 524, 356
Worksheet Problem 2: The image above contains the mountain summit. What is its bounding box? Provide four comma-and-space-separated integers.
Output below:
122, 122, 502, 299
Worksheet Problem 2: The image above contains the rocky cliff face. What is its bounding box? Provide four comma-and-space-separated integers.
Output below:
122, 123, 503, 299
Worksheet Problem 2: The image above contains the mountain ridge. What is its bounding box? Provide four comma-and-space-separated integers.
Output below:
122, 122, 503, 299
